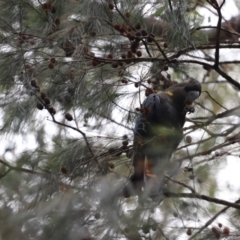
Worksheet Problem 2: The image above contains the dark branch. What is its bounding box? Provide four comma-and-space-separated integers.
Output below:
164, 191, 240, 210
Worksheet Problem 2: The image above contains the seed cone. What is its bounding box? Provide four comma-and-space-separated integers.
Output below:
65, 113, 73, 121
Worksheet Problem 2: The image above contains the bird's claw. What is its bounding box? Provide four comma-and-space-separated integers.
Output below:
184, 104, 195, 114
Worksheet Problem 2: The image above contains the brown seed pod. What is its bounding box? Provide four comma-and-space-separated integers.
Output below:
184, 167, 193, 172
40, 92, 47, 100
141, 29, 148, 36
135, 36, 141, 42
25, 64, 31, 69
119, 61, 124, 66
46, 2, 51, 8
31, 79, 38, 87
173, 212, 178, 218
223, 227, 230, 236
108, 148, 116, 155
185, 135, 192, 144
126, 32, 135, 41
163, 65, 168, 71
218, 223, 222, 228
61, 166, 68, 174
111, 62, 118, 68
147, 78, 152, 84
42, 3, 48, 9
94, 212, 101, 219
114, 24, 121, 31
48, 106, 56, 115
135, 31, 141, 37
136, 50, 142, 57
107, 53, 113, 59
121, 53, 127, 59
147, 36, 153, 42
134, 82, 139, 88
50, 57, 56, 63
135, 108, 140, 111
135, 22, 141, 30
65, 113, 73, 121
121, 78, 128, 84
29, 40, 35, 45
163, 42, 168, 48
92, 60, 99, 66
186, 228, 192, 236
44, 97, 50, 105
145, 88, 154, 97
119, 25, 126, 33
108, 2, 114, 10
55, 18, 60, 25
48, 62, 54, 69
108, 162, 115, 169
122, 140, 129, 146
131, 40, 139, 52
147, 33, 155, 42
123, 135, 128, 139
211, 226, 221, 238
189, 175, 195, 180
125, 12, 130, 18
127, 50, 133, 58
36, 102, 44, 110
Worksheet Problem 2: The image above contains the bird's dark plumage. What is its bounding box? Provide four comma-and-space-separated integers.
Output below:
123, 79, 201, 198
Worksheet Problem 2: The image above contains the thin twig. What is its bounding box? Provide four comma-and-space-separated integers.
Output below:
164, 191, 240, 210
0, 159, 42, 175
213, 0, 225, 67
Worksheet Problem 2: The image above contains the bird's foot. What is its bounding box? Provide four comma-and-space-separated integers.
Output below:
184, 104, 195, 114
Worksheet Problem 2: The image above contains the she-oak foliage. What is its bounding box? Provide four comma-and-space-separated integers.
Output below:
0, 0, 240, 239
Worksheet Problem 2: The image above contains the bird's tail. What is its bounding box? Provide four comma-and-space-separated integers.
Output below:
122, 153, 145, 198
143, 158, 166, 199
122, 173, 144, 198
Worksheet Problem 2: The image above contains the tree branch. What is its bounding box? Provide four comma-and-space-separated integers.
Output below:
164, 191, 240, 210
0, 159, 42, 175
189, 198, 240, 239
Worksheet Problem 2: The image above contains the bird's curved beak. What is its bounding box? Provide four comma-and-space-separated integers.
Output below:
187, 90, 201, 103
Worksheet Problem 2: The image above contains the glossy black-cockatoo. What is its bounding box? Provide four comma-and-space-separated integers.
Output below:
123, 78, 201, 198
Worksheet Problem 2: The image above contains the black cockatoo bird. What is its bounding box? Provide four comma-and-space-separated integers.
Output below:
123, 78, 201, 198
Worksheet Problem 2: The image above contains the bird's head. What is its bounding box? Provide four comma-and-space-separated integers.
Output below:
164, 78, 201, 111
